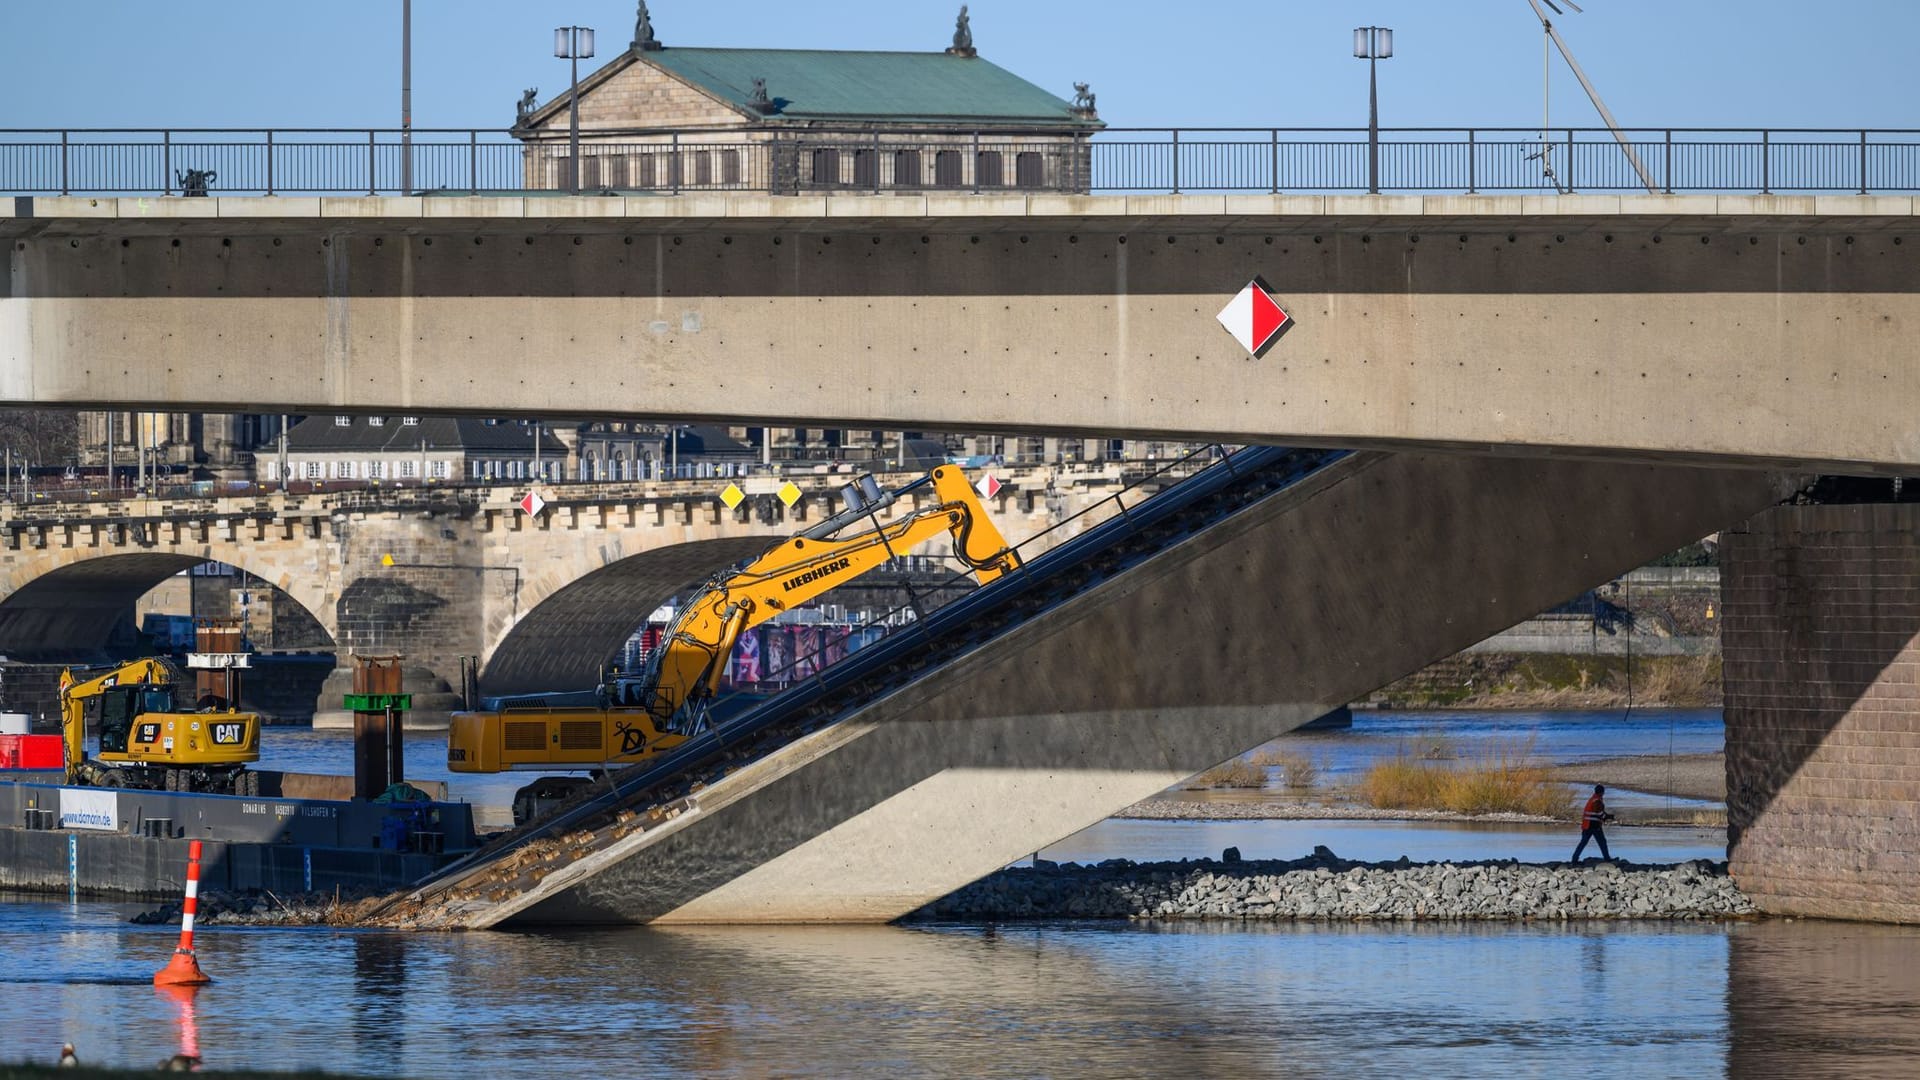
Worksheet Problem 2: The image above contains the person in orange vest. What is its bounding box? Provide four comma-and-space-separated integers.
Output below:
1572, 784, 1615, 862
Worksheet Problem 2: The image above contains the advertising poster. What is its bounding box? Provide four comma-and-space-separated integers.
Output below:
764, 626, 791, 685
792, 627, 820, 679
731, 626, 762, 686
58, 787, 118, 831
823, 626, 848, 667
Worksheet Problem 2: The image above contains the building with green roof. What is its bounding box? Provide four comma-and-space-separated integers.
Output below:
512, 3, 1100, 194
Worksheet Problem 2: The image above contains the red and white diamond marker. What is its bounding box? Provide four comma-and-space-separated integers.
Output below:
518, 490, 546, 517
974, 474, 1002, 500
1215, 280, 1291, 356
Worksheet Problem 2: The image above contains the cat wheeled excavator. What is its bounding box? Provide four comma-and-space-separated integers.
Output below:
60, 655, 263, 795
447, 464, 1020, 824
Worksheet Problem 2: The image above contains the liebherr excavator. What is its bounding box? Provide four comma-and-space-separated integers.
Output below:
447, 465, 1020, 823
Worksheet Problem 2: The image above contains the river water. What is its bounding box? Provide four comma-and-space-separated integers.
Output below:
5, 892, 1919, 1078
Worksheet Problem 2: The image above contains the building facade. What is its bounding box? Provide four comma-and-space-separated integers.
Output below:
273, 415, 568, 485
512, 4, 1101, 194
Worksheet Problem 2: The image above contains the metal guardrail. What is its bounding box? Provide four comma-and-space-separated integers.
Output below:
4, 127, 1919, 198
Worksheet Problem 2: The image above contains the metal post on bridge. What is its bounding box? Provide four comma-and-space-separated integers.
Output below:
1860, 129, 1870, 195
469, 130, 478, 193
1467, 128, 1477, 194
1760, 129, 1770, 195
163, 131, 172, 196
59, 130, 69, 196
265, 130, 275, 196
367, 130, 377, 196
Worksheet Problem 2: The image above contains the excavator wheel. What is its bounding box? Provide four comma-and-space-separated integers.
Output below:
238, 771, 261, 797
163, 769, 181, 792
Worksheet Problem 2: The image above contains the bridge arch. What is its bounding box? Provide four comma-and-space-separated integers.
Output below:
0, 548, 336, 660
480, 536, 778, 696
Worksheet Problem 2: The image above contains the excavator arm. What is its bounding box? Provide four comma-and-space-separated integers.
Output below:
59, 659, 173, 776
642, 464, 1019, 728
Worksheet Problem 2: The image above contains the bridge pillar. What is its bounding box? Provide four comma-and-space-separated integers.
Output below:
311, 508, 494, 729
1723, 503, 1920, 922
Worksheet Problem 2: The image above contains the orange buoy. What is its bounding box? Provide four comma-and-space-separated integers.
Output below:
154, 839, 213, 986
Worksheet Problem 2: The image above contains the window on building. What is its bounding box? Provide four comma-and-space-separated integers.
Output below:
402, 416, 419, 426
852, 149, 878, 189
430, 460, 449, 480
334, 416, 351, 427
580, 155, 601, 190
366, 460, 384, 479
719, 149, 741, 185
633, 153, 656, 189
399, 460, 417, 479
894, 150, 923, 188
1015, 152, 1045, 188
368, 416, 385, 427
304, 461, 322, 479
976, 151, 1004, 187
667, 151, 684, 190
934, 150, 963, 187
694, 152, 713, 187
811, 148, 841, 188
601, 155, 628, 189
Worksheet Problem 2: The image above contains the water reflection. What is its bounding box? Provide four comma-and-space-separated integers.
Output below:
10, 893, 1920, 1078
1726, 921, 1920, 1078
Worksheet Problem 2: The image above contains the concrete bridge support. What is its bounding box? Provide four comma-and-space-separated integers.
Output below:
1723, 504, 1920, 922
494, 453, 1792, 925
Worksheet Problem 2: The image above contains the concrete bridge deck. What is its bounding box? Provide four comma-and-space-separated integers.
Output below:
5, 193, 1918, 472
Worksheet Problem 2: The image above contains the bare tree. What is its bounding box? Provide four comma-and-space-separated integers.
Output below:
0, 408, 80, 465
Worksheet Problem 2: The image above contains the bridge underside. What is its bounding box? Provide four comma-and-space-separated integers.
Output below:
458, 451, 1793, 926
482, 536, 775, 696
4, 197, 1918, 471
0, 553, 205, 659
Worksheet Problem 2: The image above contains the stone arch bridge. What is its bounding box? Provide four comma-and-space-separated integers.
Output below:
0, 462, 1166, 709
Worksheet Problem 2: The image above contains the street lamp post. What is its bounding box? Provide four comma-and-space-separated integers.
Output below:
1353, 26, 1394, 195
401, 0, 413, 195
553, 25, 596, 194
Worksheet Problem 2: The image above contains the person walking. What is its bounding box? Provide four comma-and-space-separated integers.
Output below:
1572, 784, 1614, 862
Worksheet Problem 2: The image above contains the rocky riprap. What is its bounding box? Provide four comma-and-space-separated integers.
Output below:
915, 847, 1755, 922
130, 887, 376, 928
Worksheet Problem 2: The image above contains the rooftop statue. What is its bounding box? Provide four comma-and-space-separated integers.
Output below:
949, 5, 975, 55
1071, 82, 1097, 114
632, 0, 662, 51
515, 88, 539, 126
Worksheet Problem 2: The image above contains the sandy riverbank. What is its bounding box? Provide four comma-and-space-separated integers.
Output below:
1551, 752, 1724, 802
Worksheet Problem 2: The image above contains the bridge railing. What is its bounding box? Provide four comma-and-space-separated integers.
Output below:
5, 127, 1919, 198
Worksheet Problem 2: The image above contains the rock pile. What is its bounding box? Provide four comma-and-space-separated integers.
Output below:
130, 887, 375, 927
916, 847, 1754, 922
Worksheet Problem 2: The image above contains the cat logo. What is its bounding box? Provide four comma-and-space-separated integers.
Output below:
211, 722, 245, 745
135, 722, 162, 744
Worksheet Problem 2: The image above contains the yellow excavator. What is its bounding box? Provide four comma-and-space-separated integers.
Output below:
448, 465, 1019, 823
60, 657, 263, 795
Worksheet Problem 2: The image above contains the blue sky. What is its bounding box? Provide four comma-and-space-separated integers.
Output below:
2, 1, 1915, 131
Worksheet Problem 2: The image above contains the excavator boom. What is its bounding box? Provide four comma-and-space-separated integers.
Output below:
447, 465, 1019, 787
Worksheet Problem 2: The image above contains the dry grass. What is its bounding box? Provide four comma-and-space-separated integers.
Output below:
1250, 747, 1321, 790
1192, 758, 1268, 788
1357, 738, 1571, 818
1632, 653, 1722, 706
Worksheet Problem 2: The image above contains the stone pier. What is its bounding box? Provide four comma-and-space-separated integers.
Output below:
1723, 503, 1920, 922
